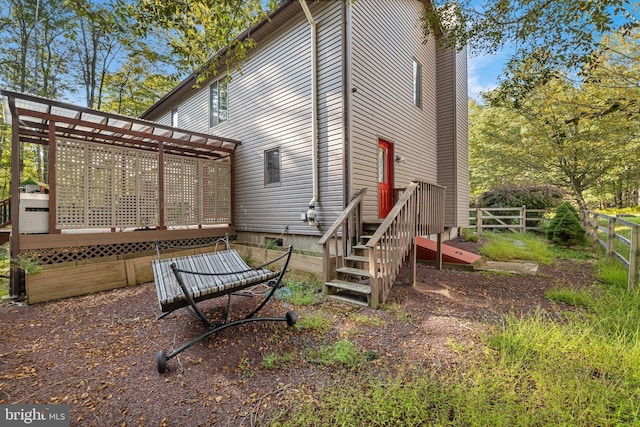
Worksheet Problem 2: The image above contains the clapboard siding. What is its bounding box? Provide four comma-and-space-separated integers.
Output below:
349, 0, 438, 221
437, 46, 456, 225
455, 48, 469, 227
437, 43, 469, 228
150, 2, 345, 236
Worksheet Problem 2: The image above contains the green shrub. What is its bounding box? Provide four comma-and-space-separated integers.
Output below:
546, 202, 585, 247
477, 185, 564, 210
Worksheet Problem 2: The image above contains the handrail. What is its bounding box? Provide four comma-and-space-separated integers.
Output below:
0, 197, 11, 229
319, 188, 367, 283
366, 180, 446, 307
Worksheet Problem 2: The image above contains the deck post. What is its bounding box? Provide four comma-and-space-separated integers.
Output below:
47, 120, 59, 234
9, 96, 22, 297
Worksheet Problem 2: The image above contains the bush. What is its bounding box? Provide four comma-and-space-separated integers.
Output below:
477, 185, 564, 209
546, 202, 585, 247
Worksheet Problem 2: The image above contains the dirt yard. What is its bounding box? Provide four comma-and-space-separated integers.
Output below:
0, 238, 596, 426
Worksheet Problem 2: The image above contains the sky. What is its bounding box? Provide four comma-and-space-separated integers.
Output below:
467, 51, 509, 101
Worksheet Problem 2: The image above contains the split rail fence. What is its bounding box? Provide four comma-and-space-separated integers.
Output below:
469, 206, 547, 235
583, 211, 640, 292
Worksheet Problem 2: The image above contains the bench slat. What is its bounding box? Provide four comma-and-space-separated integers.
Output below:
152, 250, 279, 313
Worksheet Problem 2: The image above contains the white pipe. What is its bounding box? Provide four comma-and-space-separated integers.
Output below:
299, 0, 319, 227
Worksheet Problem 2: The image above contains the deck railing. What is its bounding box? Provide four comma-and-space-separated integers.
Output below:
366, 180, 446, 307
0, 198, 10, 228
318, 188, 367, 284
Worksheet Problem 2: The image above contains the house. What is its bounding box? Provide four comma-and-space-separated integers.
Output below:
141, 0, 469, 256
2, 0, 467, 308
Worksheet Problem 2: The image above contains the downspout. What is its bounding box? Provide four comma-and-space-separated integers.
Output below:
299, 0, 319, 228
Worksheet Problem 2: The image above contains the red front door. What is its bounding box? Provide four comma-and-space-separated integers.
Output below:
378, 139, 394, 218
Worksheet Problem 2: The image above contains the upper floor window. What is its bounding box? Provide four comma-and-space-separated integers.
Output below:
264, 147, 281, 186
171, 108, 178, 127
412, 59, 422, 108
209, 80, 228, 127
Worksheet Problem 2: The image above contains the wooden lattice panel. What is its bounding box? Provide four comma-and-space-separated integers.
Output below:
164, 155, 200, 226
24, 237, 224, 265
138, 153, 159, 228
57, 139, 161, 229
202, 161, 231, 224
87, 144, 114, 227
56, 140, 87, 227
56, 139, 229, 229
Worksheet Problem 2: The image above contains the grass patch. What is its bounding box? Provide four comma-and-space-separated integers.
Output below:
262, 353, 294, 370
380, 302, 412, 323
306, 339, 363, 367
294, 311, 335, 333
274, 250, 640, 426
347, 312, 385, 327
546, 287, 594, 308
278, 276, 323, 306
479, 232, 555, 265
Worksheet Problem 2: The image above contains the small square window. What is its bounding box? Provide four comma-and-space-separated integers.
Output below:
413, 59, 422, 108
264, 148, 280, 186
209, 80, 228, 127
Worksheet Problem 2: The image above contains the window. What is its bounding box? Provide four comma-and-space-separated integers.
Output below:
209, 80, 228, 127
171, 108, 178, 127
264, 148, 280, 185
412, 59, 422, 108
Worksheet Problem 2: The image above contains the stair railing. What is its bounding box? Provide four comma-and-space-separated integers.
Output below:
0, 197, 11, 229
366, 180, 446, 308
318, 188, 368, 284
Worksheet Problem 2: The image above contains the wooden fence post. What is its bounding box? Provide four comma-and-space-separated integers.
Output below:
476, 207, 482, 236
521, 205, 526, 233
628, 224, 640, 293
607, 217, 616, 260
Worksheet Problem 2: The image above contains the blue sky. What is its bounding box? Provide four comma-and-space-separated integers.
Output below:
467, 50, 509, 100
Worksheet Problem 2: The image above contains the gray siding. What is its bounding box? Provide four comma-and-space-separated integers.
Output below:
349, 0, 439, 221
150, 1, 345, 236
436, 44, 469, 228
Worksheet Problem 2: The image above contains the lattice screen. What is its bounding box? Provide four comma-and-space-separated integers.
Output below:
56, 139, 230, 229
164, 154, 231, 226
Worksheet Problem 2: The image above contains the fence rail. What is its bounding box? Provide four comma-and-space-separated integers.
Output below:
469, 206, 547, 234
584, 211, 640, 291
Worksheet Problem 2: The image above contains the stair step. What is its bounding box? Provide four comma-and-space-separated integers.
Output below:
336, 267, 370, 277
352, 244, 369, 251
345, 255, 369, 263
325, 279, 371, 295
326, 294, 369, 307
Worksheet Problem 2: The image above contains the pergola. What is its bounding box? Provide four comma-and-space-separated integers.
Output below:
2, 90, 240, 297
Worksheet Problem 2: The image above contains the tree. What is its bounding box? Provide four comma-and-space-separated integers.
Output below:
67, 0, 125, 109
121, 0, 277, 80
100, 59, 177, 117
423, 0, 640, 101
546, 201, 585, 247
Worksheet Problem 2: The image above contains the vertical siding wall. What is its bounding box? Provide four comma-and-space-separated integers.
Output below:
349, 0, 439, 221
455, 48, 469, 227
436, 45, 469, 228
154, 2, 345, 236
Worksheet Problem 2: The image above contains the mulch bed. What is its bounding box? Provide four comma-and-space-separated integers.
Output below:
0, 238, 596, 426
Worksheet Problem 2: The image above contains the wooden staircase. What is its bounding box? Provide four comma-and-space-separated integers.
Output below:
319, 181, 446, 308
325, 220, 380, 306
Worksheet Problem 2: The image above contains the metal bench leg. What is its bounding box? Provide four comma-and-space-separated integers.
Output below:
156, 311, 297, 373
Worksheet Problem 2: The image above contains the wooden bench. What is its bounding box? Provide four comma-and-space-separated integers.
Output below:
152, 240, 296, 373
